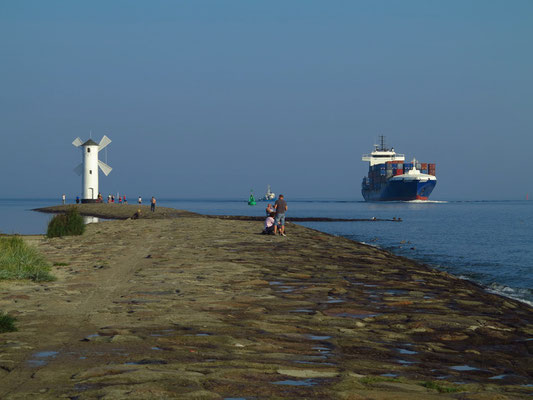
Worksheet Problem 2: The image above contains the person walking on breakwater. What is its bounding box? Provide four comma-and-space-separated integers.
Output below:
273, 194, 287, 236
151, 196, 156, 212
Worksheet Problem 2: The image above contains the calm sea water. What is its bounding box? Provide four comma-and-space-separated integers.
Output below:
1, 198, 532, 305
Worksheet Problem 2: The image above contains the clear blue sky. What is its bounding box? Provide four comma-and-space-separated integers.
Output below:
1, 1, 532, 200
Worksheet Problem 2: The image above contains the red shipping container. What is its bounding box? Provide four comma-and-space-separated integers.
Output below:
394, 169, 403, 175
421, 163, 428, 169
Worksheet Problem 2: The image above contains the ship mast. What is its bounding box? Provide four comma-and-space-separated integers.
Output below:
379, 135, 387, 151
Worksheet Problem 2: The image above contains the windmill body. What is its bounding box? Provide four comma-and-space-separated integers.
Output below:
73, 136, 112, 203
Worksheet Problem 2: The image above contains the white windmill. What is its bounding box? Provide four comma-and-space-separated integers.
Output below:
72, 135, 112, 203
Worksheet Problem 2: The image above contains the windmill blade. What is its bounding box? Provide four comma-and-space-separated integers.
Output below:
72, 137, 83, 147
98, 160, 112, 176
73, 163, 83, 176
98, 135, 112, 151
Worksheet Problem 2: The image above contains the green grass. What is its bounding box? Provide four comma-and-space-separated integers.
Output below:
0, 312, 17, 333
421, 380, 463, 393
53, 262, 69, 266
47, 207, 85, 238
0, 236, 55, 282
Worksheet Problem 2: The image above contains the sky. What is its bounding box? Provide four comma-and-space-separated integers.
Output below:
1, 0, 532, 201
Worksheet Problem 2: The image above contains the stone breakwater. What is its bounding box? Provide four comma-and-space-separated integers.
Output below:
0, 205, 530, 399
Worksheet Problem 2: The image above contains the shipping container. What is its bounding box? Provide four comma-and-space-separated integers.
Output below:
421, 163, 428, 169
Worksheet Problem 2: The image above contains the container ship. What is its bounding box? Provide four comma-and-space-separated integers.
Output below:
361, 137, 437, 201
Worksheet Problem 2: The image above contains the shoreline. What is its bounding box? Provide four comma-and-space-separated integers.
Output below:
0, 204, 530, 398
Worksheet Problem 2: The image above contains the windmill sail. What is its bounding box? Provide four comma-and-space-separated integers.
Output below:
98, 160, 112, 176
73, 163, 83, 176
98, 135, 112, 151
72, 137, 83, 147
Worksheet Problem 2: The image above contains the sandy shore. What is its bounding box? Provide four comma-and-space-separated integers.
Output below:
0, 205, 531, 399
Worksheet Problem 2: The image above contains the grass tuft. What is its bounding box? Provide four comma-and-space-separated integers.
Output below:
0, 312, 17, 333
47, 207, 85, 238
0, 236, 55, 282
421, 380, 463, 393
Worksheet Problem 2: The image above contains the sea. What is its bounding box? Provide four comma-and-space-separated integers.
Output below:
1, 198, 532, 306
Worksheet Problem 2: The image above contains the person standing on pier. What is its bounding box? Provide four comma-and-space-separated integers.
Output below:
62, 194, 66, 204
273, 194, 287, 236
151, 196, 156, 212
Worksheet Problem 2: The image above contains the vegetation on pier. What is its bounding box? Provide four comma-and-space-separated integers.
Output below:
0, 312, 17, 333
47, 207, 85, 238
0, 236, 54, 282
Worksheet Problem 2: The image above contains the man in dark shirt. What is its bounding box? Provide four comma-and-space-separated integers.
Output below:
274, 194, 288, 236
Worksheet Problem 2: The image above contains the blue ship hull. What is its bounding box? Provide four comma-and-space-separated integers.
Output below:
362, 179, 436, 201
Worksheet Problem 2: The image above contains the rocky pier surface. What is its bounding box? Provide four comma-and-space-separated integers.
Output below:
0, 204, 531, 399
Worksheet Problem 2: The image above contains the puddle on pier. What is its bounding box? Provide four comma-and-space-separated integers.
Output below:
272, 379, 317, 386
489, 374, 507, 380
332, 312, 382, 319
384, 289, 407, 296
325, 297, 345, 304
269, 281, 284, 286
449, 365, 479, 371
27, 350, 59, 367
381, 373, 398, 378
196, 333, 211, 336
150, 329, 175, 337
306, 335, 331, 341
396, 359, 418, 365
290, 309, 315, 313
396, 348, 418, 355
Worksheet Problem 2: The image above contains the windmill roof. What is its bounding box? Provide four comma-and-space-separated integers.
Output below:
82, 139, 99, 146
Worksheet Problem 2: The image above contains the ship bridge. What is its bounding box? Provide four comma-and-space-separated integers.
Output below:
362, 150, 405, 166
362, 136, 405, 166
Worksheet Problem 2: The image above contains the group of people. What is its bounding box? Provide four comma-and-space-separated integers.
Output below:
106, 194, 127, 204
263, 194, 287, 236
138, 196, 157, 212
66, 194, 156, 211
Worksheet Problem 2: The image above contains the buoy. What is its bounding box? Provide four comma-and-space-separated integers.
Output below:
248, 190, 256, 206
